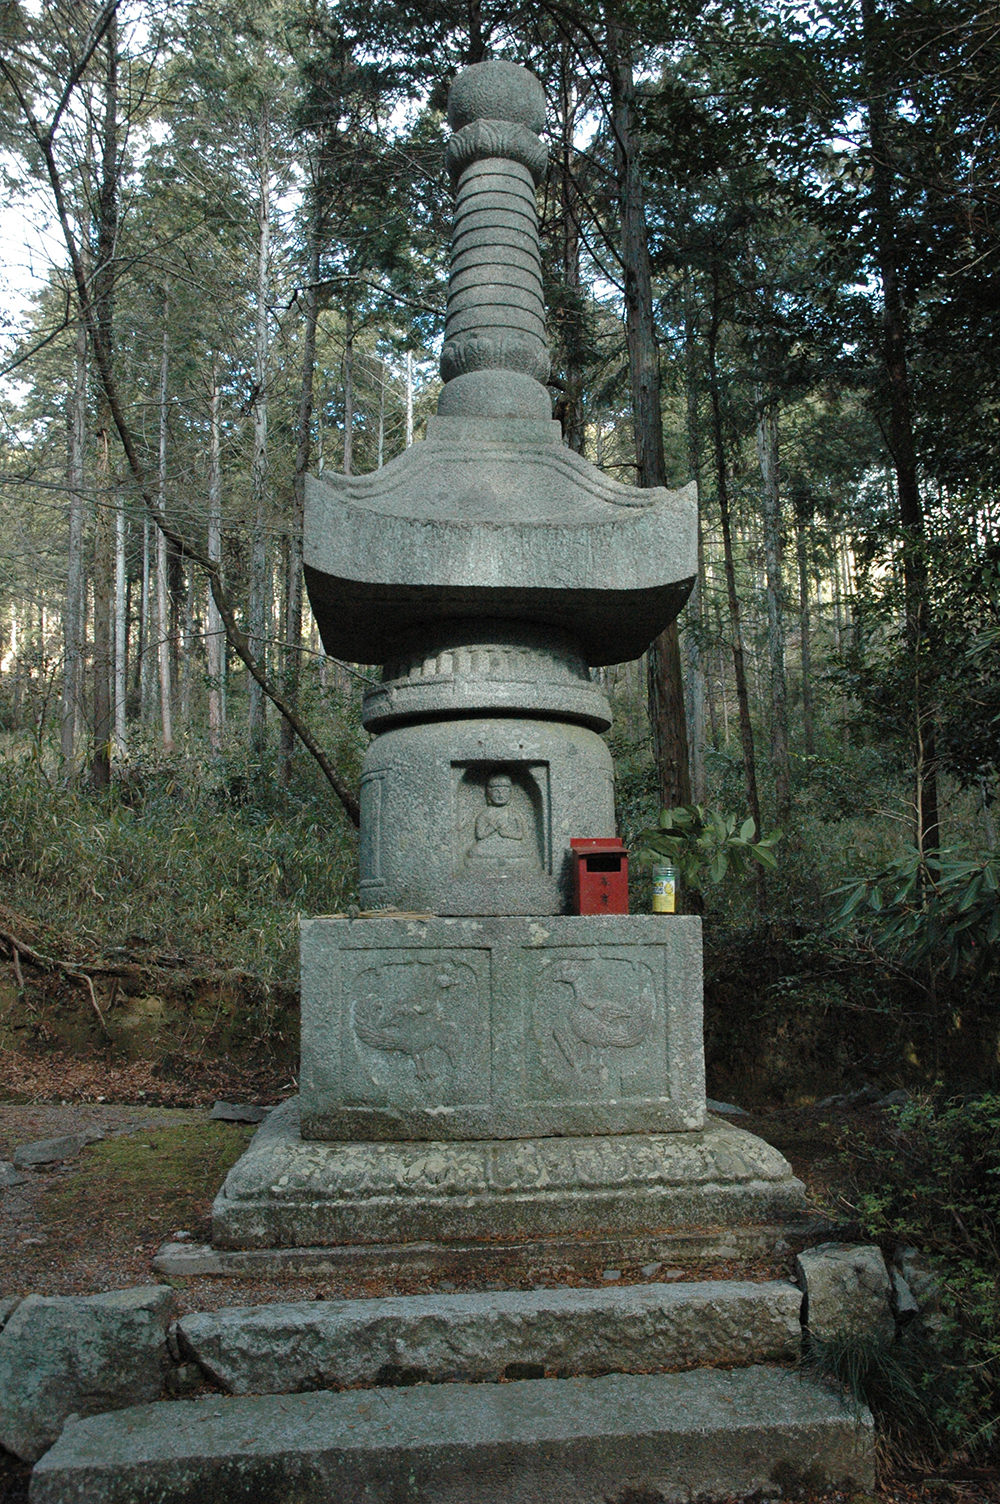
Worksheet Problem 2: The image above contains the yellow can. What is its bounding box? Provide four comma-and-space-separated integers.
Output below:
651, 863, 679, 913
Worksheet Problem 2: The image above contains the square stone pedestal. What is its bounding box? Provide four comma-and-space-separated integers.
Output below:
299, 915, 705, 1142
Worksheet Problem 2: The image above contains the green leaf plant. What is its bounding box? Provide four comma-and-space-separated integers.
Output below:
827, 847, 1000, 983
632, 804, 781, 905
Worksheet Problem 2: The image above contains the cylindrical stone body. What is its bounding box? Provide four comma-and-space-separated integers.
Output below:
358, 715, 615, 916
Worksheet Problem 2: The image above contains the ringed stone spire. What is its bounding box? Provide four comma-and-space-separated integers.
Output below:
439, 61, 552, 419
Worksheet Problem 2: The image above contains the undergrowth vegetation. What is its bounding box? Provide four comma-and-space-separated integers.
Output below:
0, 732, 360, 980
830, 1092, 1000, 1461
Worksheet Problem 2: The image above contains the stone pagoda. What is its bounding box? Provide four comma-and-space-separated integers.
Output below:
209, 60, 806, 1261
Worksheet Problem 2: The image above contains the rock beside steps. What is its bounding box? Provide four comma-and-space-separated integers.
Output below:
30, 1366, 874, 1504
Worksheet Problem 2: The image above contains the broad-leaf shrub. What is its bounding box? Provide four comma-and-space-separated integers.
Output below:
847, 1093, 1000, 1455
829, 846, 1000, 981
633, 804, 780, 894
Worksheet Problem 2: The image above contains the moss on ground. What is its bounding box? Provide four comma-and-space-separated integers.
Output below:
37, 1119, 254, 1254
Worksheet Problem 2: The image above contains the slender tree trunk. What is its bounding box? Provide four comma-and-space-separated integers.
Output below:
556, 51, 586, 453
862, 0, 939, 854
342, 304, 354, 476
756, 395, 790, 823
707, 271, 764, 864
156, 311, 174, 751
683, 279, 706, 801
405, 351, 413, 447
206, 355, 225, 755
793, 485, 815, 757
61, 316, 87, 767
248, 104, 271, 757
280, 206, 321, 783
464, 0, 486, 64
377, 361, 386, 469
608, 24, 690, 811
139, 517, 151, 723
90, 18, 118, 790
10, 609, 21, 727
113, 498, 127, 752
179, 568, 193, 725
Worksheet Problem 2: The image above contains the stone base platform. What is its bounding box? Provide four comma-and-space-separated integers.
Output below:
154, 1218, 853, 1283
209, 1099, 809, 1252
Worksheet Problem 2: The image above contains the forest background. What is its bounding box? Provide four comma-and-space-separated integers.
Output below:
0, 0, 997, 1104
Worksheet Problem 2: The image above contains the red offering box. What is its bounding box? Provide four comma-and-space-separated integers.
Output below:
570, 837, 629, 915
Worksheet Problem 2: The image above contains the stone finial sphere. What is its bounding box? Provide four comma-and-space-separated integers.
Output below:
447, 61, 546, 134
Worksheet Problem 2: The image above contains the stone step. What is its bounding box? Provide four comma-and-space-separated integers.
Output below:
30, 1366, 873, 1504
176, 1279, 803, 1395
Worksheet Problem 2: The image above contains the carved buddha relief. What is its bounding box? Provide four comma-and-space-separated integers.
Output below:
454, 763, 547, 876
467, 774, 529, 865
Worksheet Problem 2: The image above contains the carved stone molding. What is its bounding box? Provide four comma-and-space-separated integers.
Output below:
446, 118, 549, 186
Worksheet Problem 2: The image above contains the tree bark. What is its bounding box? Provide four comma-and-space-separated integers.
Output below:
138, 517, 151, 723
342, 304, 354, 476
61, 315, 87, 768
608, 23, 690, 811
90, 16, 117, 791
280, 207, 321, 784
793, 483, 815, 758
248, 102, 271, 757
113, 497, 127, 752
862, 0, 939, 853
179, 567, 194, 725
756, 395, 790, 823
405, 350, 413, 446
707, 270, 764, 857
556, 51, 586, 454
683, 278, 706, 802
206, 355, 225, 755
156, 311, 174, 751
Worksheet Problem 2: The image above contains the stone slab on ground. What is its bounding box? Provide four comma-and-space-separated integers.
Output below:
0, 1297, 21, 1329
212, 1098, 808, 1250
796, 1243, 894, 1343
0, 1159, 27, 1187
12, 1130, 104, 1168
0, 1287, 174, 1464
299, 915, 705, 1140
211, 1102, 270, 1123
177, 1278, 802, 1395
30, 1365, 874, 1504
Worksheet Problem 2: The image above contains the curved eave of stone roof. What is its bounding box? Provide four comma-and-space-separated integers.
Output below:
304, 471, 696, 592
308, 425, 677, 520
